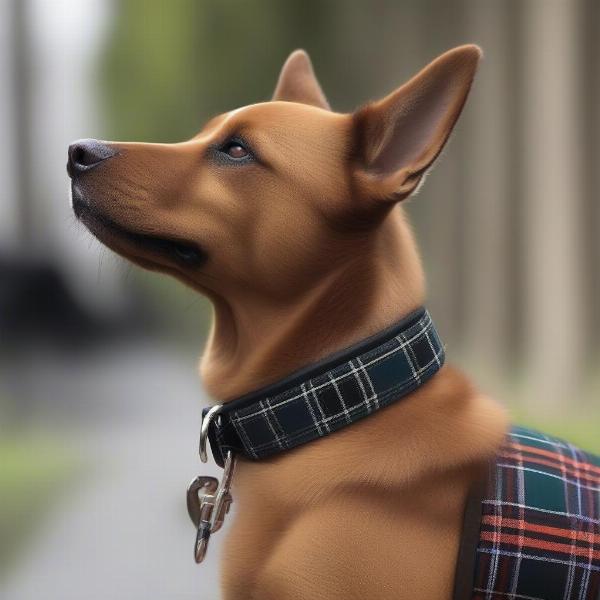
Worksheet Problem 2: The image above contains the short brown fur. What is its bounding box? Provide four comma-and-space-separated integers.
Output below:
70, 45, 509, 599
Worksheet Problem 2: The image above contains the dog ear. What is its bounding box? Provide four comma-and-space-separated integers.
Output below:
353, 45, 481, 203
272, 49, 330, 110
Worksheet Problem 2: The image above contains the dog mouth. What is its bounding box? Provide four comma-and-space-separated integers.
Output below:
72, 187, 206, 269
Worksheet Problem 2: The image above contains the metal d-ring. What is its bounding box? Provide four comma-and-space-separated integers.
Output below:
199, 404, 222, 463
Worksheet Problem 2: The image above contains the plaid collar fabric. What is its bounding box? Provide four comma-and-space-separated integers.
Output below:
204, 307, 445, 467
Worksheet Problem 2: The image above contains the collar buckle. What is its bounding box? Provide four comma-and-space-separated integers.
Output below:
187, 405, 237, 563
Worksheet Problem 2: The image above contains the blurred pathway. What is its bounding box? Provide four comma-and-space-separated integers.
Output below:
1, 342, 226, 599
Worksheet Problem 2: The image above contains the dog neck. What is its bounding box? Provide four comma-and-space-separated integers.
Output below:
200, 208, 426, 401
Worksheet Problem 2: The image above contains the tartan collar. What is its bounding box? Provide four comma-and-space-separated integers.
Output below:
202, 307, 445, 467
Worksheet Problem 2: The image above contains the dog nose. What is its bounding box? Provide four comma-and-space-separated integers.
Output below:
67, 139, 116, 177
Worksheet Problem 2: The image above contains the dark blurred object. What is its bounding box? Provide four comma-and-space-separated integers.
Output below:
0, 254, 110, 347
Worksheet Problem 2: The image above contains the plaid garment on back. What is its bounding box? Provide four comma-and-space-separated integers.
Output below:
472, 426, 600, 600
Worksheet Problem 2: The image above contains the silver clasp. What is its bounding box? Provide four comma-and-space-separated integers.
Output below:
186, 405, 236, 563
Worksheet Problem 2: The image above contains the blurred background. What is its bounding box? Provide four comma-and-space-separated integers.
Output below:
0, 0, 598, 598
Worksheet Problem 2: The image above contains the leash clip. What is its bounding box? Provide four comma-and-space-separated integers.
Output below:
187, 405, 236, 563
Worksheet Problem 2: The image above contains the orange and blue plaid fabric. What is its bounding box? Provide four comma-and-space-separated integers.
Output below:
472, 426, 600, 599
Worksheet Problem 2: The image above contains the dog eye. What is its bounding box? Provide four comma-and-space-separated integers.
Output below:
221, 141, 249, 159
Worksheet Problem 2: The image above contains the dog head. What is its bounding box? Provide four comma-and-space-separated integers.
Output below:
68, 46, 480, 303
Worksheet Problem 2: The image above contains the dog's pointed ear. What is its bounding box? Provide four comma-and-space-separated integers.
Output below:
272, 49, 330, 110
353, 45, 481, 203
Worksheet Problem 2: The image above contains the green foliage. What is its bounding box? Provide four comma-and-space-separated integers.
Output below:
101, 0, 345, 142
0, 435, 79, 575
101, 0, 203, 140
510, 406, 600, 455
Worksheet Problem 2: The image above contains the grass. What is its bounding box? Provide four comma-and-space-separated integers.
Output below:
508, 406, 600, 455
0, 433, 81, 576
454, 354, 600, 455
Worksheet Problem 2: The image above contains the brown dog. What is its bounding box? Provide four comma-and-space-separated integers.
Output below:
68, 46, 510, 599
